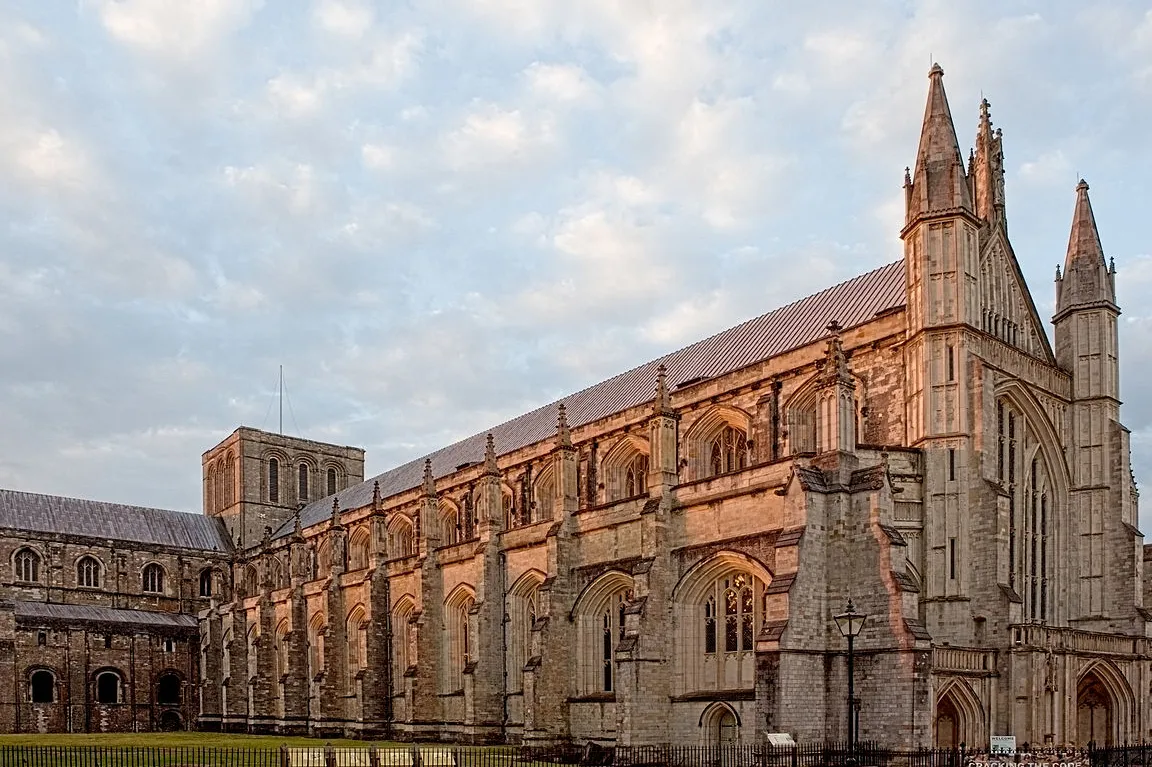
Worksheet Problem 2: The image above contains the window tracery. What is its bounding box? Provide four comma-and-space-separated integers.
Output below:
15, 548, 40, 583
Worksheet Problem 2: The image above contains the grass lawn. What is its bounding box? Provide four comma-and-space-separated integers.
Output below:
0, 732, 402, 747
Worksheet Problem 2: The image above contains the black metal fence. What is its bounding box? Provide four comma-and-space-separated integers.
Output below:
0, 742, 1143, 767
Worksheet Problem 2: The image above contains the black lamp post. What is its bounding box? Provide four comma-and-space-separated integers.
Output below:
834, 599, 867, 757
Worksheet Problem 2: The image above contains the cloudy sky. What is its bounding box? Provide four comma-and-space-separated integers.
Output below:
1, 1, 1149, 526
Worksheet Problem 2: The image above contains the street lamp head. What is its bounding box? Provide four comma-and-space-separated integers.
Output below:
834, 598, 867, 638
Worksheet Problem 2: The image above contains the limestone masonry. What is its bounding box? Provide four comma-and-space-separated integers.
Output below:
0, 66, 1145, 747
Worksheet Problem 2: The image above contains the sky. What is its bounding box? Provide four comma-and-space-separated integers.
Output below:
1, 1, 1150, 527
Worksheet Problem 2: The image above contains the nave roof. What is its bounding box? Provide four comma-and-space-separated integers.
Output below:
280, 260, 907, 538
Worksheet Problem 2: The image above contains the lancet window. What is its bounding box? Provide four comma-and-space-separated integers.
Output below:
573, 573, 633, 696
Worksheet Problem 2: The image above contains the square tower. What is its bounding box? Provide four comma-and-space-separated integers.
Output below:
202, 427, 365, 550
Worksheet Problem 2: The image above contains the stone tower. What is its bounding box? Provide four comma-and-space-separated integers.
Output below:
202, 427, 365, 550
1053, 181, 1138, 630
900, 64, 984, 636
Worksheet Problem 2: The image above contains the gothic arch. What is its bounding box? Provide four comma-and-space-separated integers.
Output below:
993, 380, 1071, 496
347, 525, 371, 570
387, 514, 416, 559
699, 701, 741, 745
672, 551, 774, 604
572, 570, 634, 619
440, 499, 463, 545
602, 435, 651, 501
1076, 660, 1134, 746
392, 594, 417, 684
12, 545, 45, 583
672, 552, 771, 695
346, 603, 369, 690
683, 406, 752, 480
261, 449, 290, 503
934, 678, 985, 748
508, 569, 546, 693
533, 464, 557, 523
443, 584, 476, 693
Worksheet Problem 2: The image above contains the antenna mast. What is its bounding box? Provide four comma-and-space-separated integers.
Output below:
279, 365, 284, 435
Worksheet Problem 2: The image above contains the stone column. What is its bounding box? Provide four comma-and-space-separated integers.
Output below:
412, 462, 444, 737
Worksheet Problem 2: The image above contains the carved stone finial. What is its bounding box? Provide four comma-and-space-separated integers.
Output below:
1109, 256, 1116, 274
422, 459, 435, 498
903, 166, 911, 187
372, 480, 381, 508
654, 363, 672, 414
294, 509, 302, 537
330, 497, 340, 526
556, 402, 573, 448
484, 434, 499, 476
1055, 264, 1062, 281
820, 320, 852, 385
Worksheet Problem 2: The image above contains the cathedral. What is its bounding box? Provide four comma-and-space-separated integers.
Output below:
0, 65, 1147, 748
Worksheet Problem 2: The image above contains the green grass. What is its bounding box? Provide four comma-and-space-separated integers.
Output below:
0, 732, 401, 747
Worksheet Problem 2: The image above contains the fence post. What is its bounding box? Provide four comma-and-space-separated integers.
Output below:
369, 745, 379, 767
280, 744, 290, 767
325, 743, 336, 767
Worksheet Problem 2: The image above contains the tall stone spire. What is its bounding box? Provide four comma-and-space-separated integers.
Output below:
1055, 180, 1117, 318
972, 98, 1006, 227
905, 64, 974, 228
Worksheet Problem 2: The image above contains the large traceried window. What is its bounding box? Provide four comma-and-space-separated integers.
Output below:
77, 556, 102, 589
674, 556, 769, 695
709, 426, 748, 477
15, 548, 41, 583
998, 396, 1057, 622
687, 407, 752, 480
507, 572, 543, 694
442, 587, 475, 693
573, 572, 633, 696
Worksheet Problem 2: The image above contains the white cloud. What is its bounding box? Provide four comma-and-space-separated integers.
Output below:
1018, 149, 1073, 186
313, 0, 374, 38
96, 0, 262, 60
524, 62, 598, 104
441, 102, 558, 171
361, 142, 395, 170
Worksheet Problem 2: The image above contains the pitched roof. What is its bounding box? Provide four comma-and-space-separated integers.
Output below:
279, 260, 906, 537
0, 488, 232, 552
12, 600, 198, 630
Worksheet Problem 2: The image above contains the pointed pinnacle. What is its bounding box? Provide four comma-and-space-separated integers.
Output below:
484, 433, 499, 475
372, 480, 380, 507
1109, 257, 1116, 274
654, 364, 671, 413
331, 497, 340, 525
422, 459, 435, 497
556, 402, 572, 447
294, 508, 302, 536
1055, 264, 1062, 281
904, 166, 911, 187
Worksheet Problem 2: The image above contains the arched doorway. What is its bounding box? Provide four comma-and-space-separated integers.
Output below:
700, 703, 740, 747
157, 672, 182, 706
935, 694, 960, 748
1077, 671, 1114, 747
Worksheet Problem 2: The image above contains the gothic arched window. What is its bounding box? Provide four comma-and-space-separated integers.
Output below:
442, 589, 475, 693
709, 426, 748, 477
624, 453, 649, 498
95, 669, 122, 704
199, 569, 214, 598
327, 467, 338, 497
142, 563, 165, 594
573, 573, 633, 695
507, 573, 543, 694
268, 458, 280, 503
77, 556, 102, 589
534, 468, 556, 523
15, 548, 41, 583
298, 463, 310, 502
673, 557, 769, 695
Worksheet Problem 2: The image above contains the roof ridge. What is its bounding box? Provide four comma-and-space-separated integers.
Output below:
0, 486, 194, 518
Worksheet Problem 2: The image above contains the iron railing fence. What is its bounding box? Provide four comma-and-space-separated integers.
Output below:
0, 742, 1141, 767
